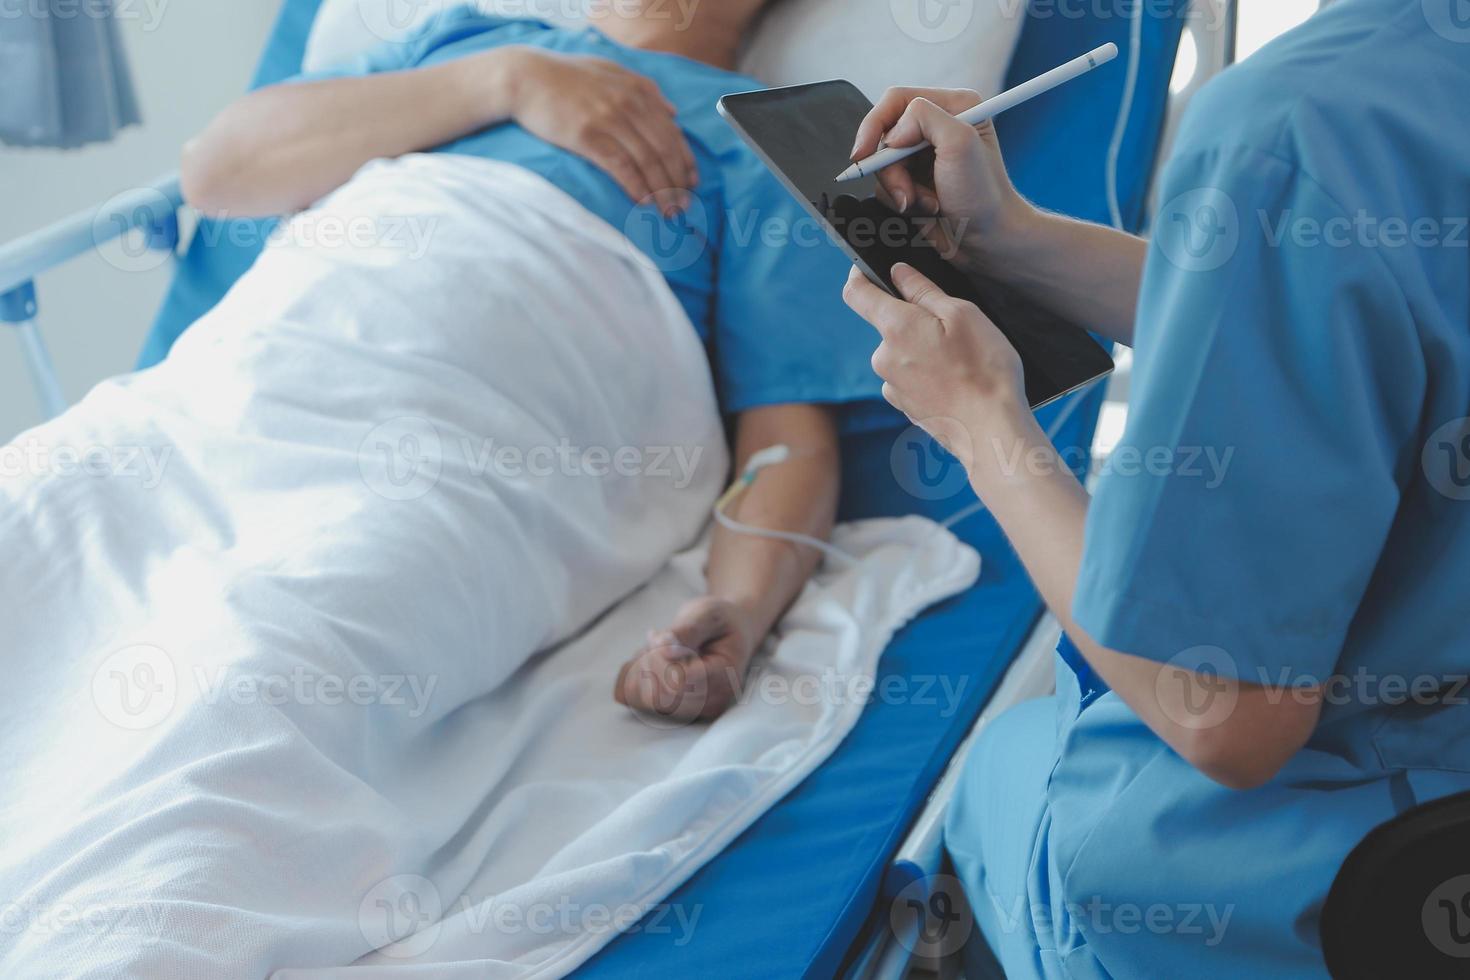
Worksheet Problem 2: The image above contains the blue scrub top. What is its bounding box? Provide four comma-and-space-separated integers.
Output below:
309, 9, 888, 427
1050, 0, 1470, 975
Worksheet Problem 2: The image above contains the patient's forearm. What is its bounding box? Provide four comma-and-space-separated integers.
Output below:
181, 49, 522, 217
709, 404, 841, 643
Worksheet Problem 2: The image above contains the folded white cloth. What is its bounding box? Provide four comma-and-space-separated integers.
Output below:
0, 155, 979, 978
277, 517, 978, 978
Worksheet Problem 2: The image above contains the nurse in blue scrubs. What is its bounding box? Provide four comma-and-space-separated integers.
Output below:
843, 1, 1470, 976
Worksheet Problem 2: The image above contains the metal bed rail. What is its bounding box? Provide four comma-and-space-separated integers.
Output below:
845, 615, 1062, 980
0, 173, 184, 420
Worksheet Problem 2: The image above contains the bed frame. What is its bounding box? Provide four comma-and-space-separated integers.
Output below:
0, 176, 181, 419
0, 2, 1231, 976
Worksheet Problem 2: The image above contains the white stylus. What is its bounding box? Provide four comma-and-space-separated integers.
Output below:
835, 42, 1119, 183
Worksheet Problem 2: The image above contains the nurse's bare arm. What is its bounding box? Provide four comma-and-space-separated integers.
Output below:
615, 403, 840, 722
846, 267, 1322, 791
975, 208, 1148, 348
851, 88, 1147, 346
181, 47, 697, 218
965, 402, 1323, 790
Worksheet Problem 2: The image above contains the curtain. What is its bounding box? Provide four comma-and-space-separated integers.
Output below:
0, 0, 142, 148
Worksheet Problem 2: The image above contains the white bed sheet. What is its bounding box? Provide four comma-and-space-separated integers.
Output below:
0, 155, 980, 978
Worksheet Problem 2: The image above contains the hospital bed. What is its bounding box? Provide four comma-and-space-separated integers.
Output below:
0, 1, 1191, 975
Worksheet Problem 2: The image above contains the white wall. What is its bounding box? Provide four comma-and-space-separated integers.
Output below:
0, 1, 283, 441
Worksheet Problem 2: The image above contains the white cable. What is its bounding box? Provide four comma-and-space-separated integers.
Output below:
713, 382, 1097, 570
711, 442, 860, 566
1105, 0, 1146, 230
713, 501, 860, 567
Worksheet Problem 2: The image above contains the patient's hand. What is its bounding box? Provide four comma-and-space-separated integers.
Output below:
503, 49, 698, 217
615, 597, 756, 723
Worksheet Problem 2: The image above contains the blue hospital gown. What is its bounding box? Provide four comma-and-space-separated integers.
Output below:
947, 1, 1470, 976
307, 9, 888, 428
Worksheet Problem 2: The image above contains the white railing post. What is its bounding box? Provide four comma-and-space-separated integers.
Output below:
1, 281, 66, 420
0, 174, 183, 420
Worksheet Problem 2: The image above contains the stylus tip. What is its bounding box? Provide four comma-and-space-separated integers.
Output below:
834, 163, 862, 183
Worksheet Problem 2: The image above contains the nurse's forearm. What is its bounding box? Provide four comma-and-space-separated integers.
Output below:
965, 402, 1321, 790
968, 208, 1146, 347
182, 50, 523, 217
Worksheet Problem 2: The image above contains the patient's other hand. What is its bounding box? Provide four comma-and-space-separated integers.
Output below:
615, 597, 756, 723
502, 49, 698, 217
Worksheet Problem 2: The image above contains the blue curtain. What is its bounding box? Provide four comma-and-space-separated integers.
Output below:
0, 0, 141, 148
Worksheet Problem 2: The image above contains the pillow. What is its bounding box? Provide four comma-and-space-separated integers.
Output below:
303, 0, 1025, 100
737, 0, 1024, 100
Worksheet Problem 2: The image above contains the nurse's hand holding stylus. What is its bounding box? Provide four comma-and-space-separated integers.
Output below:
841, 85, 1037, 453
847, 87, 1028, 267
841, 77, 1140, 501
842, 83, 1148, 392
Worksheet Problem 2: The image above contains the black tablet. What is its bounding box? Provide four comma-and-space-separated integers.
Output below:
717, 80, 1113, 410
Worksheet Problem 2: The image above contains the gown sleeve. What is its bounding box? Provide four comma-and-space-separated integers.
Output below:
1073, 143, 1426, 686
709, 155, 884, 415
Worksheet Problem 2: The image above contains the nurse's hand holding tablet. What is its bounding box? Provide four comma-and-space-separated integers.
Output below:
840, 88, 1036, 466
842, 87, 1321, 789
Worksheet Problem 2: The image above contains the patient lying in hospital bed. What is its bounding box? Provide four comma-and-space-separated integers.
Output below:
178, 0, 894, 720
0, 3, 943, 975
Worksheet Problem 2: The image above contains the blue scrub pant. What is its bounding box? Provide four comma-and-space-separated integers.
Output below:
944, 697, 1107, 980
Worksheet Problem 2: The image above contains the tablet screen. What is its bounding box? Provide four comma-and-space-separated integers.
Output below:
718, 81, 1114, 409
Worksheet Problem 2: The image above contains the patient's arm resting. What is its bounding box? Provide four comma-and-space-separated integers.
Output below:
182, 47, 695, 218
182, 51, 521, 216
617, 403, 841, 722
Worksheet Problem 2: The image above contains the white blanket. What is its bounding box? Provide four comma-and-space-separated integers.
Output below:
0, 156, 979, 977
